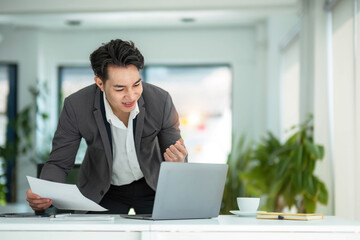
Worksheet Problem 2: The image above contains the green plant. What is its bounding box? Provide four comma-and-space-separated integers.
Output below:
1, 85, 50, 163
220, 136, 253, 214
221, 116, 328, 214
0, 82, 51, 203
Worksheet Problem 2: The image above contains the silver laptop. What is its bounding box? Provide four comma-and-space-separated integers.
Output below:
121, 162, 228, 220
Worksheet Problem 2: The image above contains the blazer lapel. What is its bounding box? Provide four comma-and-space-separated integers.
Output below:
134, 96, 145, 156
93, 88, 113, 172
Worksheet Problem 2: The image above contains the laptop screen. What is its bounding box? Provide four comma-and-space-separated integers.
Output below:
151, 162, 228, 220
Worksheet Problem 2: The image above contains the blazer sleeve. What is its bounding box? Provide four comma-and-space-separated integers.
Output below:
157, 92, 188, 162
40, 97, 82, 182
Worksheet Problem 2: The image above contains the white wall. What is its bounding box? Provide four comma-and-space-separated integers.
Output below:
331, 0, 358, 220
0, 27, 39, 112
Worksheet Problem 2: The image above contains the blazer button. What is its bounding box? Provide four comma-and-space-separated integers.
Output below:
100, 190, 104, 196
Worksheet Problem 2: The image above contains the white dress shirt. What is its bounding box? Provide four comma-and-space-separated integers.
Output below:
103, 92, 144, 186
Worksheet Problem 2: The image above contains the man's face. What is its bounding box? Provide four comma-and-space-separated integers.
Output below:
94, 65, 143, 117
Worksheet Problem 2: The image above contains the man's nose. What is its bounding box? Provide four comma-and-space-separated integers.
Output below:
125, 88, 135, 99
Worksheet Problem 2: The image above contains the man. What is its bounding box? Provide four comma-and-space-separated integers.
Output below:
26, 39, 187, 214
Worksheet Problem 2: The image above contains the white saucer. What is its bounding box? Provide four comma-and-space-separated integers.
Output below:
229, 210, 266, 217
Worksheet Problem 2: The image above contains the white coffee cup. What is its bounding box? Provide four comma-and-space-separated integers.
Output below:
237, 197, 260, 212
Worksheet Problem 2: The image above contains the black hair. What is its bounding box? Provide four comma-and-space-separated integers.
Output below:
90, 39, 144, 83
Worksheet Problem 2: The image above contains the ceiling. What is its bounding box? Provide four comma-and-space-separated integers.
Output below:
0, 0, 299, 30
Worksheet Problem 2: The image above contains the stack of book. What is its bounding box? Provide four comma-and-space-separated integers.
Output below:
256, 212, 324, 221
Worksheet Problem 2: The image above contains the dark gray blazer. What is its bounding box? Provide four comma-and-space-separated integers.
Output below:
40, 82, 183, 203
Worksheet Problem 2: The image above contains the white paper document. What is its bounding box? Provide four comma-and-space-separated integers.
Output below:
27, 176, 107, 212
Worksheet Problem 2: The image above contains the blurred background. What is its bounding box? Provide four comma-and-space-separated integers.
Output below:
0, 0, 359, 220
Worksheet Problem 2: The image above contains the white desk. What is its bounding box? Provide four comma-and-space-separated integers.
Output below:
149, 215, 360, 240
0, 215, 359, 240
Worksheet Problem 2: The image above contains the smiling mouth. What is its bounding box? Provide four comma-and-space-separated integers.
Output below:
122, 101, 135, 108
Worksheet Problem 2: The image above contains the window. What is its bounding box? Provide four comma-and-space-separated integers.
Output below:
59, 65, 233, 164
0, 65, 9, 147
0, 63, 17, 202
58, 67, 94, 109
0, 63, 17, 152
144, 65, 232, 164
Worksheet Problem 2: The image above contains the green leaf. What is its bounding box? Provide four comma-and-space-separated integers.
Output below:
267, 132, 282, 148
305, 174, 317, 197
318, 145, 325, 159
293, 146, 303, 169
318, 180, 329, 204
284, 180, 296, 209
285, 131, 299, 146
291, 173, 302, 193
301, 153, 309, 171
308, 159, 316, 173
245, 184, 263, 197
41, 113, 49, 119
266, 195, 277, 212
304, 139, 322, 159
304, 195, 317, 213
269, 180, 283, 198
276, 157, 290, 179
242, 166, 265, 180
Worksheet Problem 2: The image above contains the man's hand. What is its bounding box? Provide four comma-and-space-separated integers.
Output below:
164, 138, 187, 162
26, 189, 53, 211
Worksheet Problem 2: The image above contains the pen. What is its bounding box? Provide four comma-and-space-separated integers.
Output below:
50, 213, 72, 218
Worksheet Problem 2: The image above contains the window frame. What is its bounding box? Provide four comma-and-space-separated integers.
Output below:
0, 62, 18, 202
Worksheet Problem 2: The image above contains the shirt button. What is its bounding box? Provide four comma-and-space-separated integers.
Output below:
100, 190, 104, 196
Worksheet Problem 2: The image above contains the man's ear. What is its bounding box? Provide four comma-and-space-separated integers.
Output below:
94, 77, 104, 92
